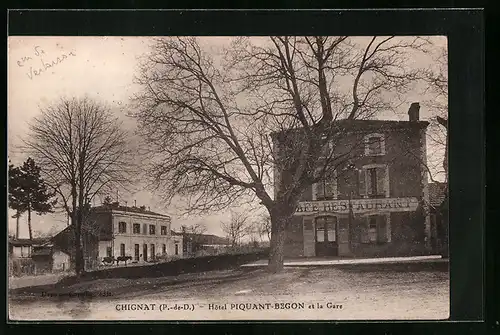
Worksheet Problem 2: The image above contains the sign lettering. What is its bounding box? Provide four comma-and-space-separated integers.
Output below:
295, 197, 419, 215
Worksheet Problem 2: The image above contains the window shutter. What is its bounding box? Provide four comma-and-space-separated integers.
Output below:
316, 181, 325, 200
325, 179, 335, 198
366, 169, 373, 196
303, 217, 313, 230
377, 167, 386, 196
358, 169, 366, 196
377, 216, 388, 242
360, 218, 370, 243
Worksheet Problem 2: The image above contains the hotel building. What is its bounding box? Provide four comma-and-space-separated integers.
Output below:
278, 103, 434, 258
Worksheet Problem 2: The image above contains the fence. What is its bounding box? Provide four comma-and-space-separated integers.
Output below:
9, 258, 36, 277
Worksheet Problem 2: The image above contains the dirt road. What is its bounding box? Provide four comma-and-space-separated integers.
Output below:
9, 263, 449, 320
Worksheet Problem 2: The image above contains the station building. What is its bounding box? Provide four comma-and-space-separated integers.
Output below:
53, 202, 183, 270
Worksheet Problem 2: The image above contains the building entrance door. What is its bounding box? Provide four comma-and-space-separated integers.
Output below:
134, 244, 140, 261
315, 216, 338, 257
143, 244, 148, 261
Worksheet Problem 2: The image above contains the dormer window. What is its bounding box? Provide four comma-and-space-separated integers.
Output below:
364, 133, 385, 156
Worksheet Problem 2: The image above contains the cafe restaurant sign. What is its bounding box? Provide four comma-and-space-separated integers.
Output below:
295, 197, 419, 215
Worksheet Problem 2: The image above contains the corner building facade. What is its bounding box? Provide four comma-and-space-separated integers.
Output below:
282, 104, 433, 258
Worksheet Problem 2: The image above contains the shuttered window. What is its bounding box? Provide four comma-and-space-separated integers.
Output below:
362, 215, 389, 244
133, 224, 141, 234
314, 168, 337, 200
360, 165, 388, 198
358, 169, 366, 197
118, 222, 127, 233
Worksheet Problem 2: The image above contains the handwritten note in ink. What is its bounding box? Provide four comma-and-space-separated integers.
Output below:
17, 45, 76, 80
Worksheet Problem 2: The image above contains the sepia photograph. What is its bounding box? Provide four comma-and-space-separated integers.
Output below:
7, 35, 449, 321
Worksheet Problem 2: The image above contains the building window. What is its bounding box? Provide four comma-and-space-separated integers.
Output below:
161, 226, 168, 235
134, 244, 140, 261
320, 136, 333, 158
142, 224, 148, 235
364, 133, 385, 156
106, 247, 112, 257
149, 224, 156, 235
118, 221, 127, 233
143, 244, 148, 261
175, 244, 179, 255
368, 218, 378, 242
120, 243, 125, 257
315, 216, 337, 242
162, 244, 167, 254
313, 169, 337, 200
363, 215, 389, 244
133, 223, 141, 234
358, 165, 389, 198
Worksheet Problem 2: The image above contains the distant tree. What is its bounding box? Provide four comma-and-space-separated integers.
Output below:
221, 211, 252, 247
8, 163, 23, 239
102, 195, 113, 205
8, 158, 57, 240
257, 214, 272, 242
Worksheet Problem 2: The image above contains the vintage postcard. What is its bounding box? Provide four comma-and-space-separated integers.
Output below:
8, 35, 449, 321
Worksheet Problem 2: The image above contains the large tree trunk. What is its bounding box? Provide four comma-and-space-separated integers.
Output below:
15, 212, 20, 239
27, 206, 33, 240
268, 221, 286, 273
268, 204, 295, 273
71, 185, 85, 276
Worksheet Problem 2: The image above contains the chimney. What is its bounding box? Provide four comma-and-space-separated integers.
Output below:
408, 102, 420, 122
111, 201, 119, 208
139, 205, 146, 211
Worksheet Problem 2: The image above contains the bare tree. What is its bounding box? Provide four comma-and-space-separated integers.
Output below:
133, 36, 429, 272
23, 97, 136, 275
256, 213, 272, 242
221, 211, 252, 247
423, 46, 448, 182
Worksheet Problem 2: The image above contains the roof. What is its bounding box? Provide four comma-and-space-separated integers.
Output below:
91, 204, 171, 218
31, 247, 52, 257
9, 237, 51, 247
429, 182, 448, 207
271, 119, 429, 139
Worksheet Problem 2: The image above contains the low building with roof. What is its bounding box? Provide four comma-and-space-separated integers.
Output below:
8, 237, 50, 259
180, 232, 231, 256
8, 237, 70, 275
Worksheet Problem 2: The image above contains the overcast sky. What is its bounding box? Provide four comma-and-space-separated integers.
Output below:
7, 36, 447, 239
